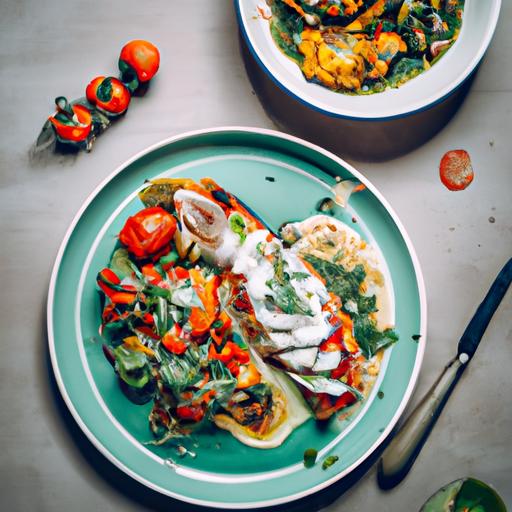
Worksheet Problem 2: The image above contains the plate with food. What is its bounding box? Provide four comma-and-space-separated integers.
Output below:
235, 0, 501, 119
48, 127, 426, 508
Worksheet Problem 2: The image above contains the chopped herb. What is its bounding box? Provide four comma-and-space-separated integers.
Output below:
303, 254, 398, 358
291, 271, 310, 281
412, 334, 421, 341
266, 252, 313, 316
303, 255, 366, 305
377, 390, 384, 399
303, 448, 318, 468
229, 213, 247, 242
322, 455, 339, 470
353, 315, 398, 359
265, 176, 275, 182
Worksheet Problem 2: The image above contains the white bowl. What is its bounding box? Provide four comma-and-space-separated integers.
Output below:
235, 0, 501, 121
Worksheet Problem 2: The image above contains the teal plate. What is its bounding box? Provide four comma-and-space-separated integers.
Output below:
48, 128, 426, 508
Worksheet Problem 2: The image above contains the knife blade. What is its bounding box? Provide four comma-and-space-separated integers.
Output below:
377, 258, 512, 490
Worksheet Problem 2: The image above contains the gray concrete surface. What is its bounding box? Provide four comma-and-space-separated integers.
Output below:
0, 1, 510, 510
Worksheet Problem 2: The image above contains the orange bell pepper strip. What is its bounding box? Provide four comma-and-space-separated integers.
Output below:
189, 307, 214, 336
141, 263, 163, 284
338, 311, 359, 353
109, 291, 137, 305
161, 324, 187, 354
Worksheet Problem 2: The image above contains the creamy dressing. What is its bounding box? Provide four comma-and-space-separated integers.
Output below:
228, 230, 333, 366
175, 192, 394, 374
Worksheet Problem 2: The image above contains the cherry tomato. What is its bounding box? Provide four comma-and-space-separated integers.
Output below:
119, 206, 177, 259
119, 40, 160, 84
86, 76, 131, 115
176, 405, 204, 423
439, 149, 474, 191
49, 103, 92, 142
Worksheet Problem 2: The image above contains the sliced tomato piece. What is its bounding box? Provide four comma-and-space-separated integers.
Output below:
440, 149, 474, 191
176, 405, 204, 422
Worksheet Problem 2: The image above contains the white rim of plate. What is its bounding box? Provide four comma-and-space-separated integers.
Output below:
235, 0, 502, 120
47, 126, 427, 509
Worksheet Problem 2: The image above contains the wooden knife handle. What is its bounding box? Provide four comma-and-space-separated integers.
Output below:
377, 355, 466, 489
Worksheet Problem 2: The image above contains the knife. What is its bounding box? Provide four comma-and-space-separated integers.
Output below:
377, 258, 512, 490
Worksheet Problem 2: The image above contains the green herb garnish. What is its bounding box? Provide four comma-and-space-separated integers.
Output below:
303, 448, 318, 468
322, 455, 339, 470
229, 213, 247, 242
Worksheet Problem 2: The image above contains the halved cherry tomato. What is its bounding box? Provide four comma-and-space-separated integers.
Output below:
86, 76, 131, 115
49, 103, 92, 142
176, 405, 204, 422
439, 149, 474, 191
326, 5, 340, 16
119, 206, 177, 259
119, 40, 160, 84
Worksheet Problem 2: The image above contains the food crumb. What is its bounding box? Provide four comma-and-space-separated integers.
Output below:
377, 390, 384, 399
488, 216, 496, 224
352, 217, 357, 223
412, 334, 421, 341
265, 176, 275, 182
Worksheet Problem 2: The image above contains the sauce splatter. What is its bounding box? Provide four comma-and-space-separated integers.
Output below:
439, 150, 474, 191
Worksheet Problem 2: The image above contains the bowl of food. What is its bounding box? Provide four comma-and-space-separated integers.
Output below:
236, 0, 501, 160
48, 127, 426, 508
420, 477, 507, 512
